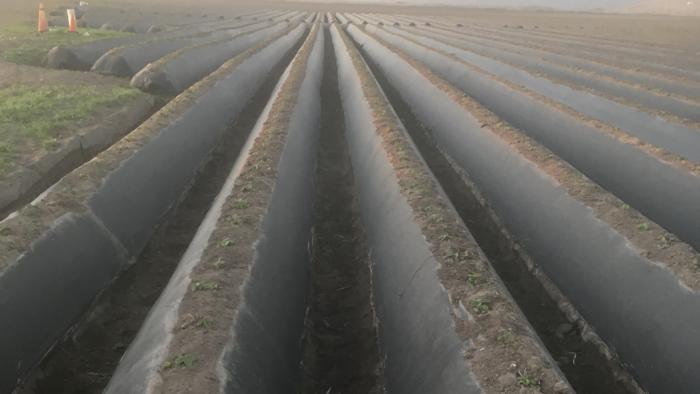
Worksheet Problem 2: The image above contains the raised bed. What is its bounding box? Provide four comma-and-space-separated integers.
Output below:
45, 18, 255, 71
131, 22, 291, 94
378, 25, 700, 159
333, 24, 571, 394
104, 23, 572, 394
343, 13, 364, 25
91, 19, 272, 77
0, 24, 307, 393
409, 26, 700, 122
105, 23, 322, 393
304, 12, 317, 24
421, 23, 700, 101
46, 34, 149, 71
441, 22, 700, 80
336, 13, 349, 24
484, 24, 693, 60
467, 25, 700, 75
363, 25, 700, 252
501, 27, 699, 82
348, 24, 700, 394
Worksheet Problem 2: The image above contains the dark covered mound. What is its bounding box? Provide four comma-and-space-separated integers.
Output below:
45, 46, 83, 69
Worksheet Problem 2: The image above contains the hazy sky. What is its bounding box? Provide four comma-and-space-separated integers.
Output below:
374, 0, 636, 10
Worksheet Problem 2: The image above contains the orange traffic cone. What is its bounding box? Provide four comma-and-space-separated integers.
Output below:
67, 9, 77, 32
37, 3, 48, 33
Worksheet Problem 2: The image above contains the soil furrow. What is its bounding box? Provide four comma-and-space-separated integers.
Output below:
300, 27, 384, 394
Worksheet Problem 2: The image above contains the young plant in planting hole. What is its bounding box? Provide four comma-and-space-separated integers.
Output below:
517, 370, 540, 387
163, 354, 197, 369
471, 298, 491, 314
192, 281, 219, 291
467, 273, 484, 286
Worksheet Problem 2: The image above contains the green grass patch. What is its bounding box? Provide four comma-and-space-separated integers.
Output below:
0, 84, 142, 176
0, 23, 130, 66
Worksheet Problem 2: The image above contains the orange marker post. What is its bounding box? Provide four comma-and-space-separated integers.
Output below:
37, 3, 48, 33
67, 9, 77, 32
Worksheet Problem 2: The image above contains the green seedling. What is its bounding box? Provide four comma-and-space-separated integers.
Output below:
428, 213, 444, 224
212, 258, 225, 269
516, 370, 539, 387
467, 273, 483, 286
219, 238, 233, 247
418, 203, 434, 214
233, 198, 249, 209
192, 281, 219, 291
226, 214, 242, 225
449, 249, 473, 264
637, 222, 650, 231
196, 317, 213, 329
471, 298, 491, 314
657, 235, 672, 249
496, 328, 515, 345
163, 353, 196, 369
174, 354, 196, 368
